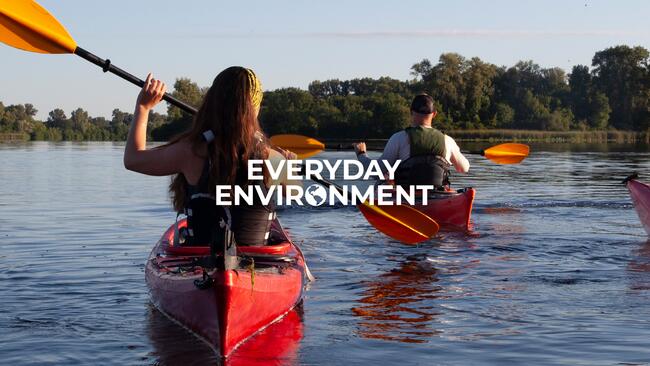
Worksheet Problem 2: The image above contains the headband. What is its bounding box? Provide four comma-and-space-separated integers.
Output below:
246, 68, 263, 109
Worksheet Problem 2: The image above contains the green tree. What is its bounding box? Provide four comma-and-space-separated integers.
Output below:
592, 45, 649, 130
151, 78, 207, 140
520, 90, 550, 129
410, 58, 434, 90
167, 78, 206, 120
429, 53, 466, 122
309, 99, 343, 137
568, 65, 592, 123
491, 103, 515, 128
365, 93, 410, 137
308, 79, 348, 97
588, 92, 611, 129
91, 116, 109, 129
1, 104, 37, 133
463, 57, 498, 124
260, 88, 316, 135
70, 108, 90, 133
540, 108, 573, 131
110, 109, 132, 140
47, 109, 69, 130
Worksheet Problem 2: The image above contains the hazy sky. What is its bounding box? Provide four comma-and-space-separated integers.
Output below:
1, 0, 649, 119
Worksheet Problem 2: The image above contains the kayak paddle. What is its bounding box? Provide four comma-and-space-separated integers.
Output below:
0, 0, 197, 114
269, 134, 325, 159
281, 136, 530, 165
470, 143, 530, 164
310, 176, 439, 244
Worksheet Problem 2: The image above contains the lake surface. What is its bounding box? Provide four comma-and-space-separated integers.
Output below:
1, 142, 650, 365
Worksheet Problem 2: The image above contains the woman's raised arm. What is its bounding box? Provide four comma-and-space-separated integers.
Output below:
123, 73, 188, 176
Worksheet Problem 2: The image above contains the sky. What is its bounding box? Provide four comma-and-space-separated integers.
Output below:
1, 0, 649, 120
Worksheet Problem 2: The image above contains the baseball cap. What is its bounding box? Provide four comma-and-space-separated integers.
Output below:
410, 94, 436, 115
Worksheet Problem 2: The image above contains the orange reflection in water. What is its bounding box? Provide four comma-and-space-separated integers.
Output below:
628, 240, 650, 291
146, 303, 304, 366
351, 259, 443, 343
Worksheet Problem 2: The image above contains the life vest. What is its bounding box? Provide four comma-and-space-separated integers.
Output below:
229, 157, 277, 246
394, 126, 450, 190
182, 159, 232, 247
182, 145, 276, 247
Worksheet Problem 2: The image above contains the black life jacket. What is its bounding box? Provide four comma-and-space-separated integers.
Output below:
229, 154, 276, 246
182, 150, 276, 247
183, 159, 231, 247
394, 126, 451, 190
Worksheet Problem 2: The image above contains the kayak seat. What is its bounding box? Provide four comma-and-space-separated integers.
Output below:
163, 218, 292, 256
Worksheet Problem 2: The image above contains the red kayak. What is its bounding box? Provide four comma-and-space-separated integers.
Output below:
413, 187, 475, 230
145, 218, 307, 358
624, 173, 650, 236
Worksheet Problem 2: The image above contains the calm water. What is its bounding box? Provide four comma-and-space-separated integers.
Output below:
1, 142, 650, 365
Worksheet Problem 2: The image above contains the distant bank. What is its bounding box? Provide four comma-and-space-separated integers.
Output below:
2, 130, 648, 145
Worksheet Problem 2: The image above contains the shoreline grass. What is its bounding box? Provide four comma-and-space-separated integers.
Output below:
2, 130, 649, 144
446, 129, 649, 143
320, 129, 650, 148
0, 133, 29, 141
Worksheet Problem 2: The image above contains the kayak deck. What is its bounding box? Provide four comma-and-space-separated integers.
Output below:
411, 187, 475, 230
145, 219, 307, 358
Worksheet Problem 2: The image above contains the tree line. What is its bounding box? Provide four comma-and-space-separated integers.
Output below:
1, 45, 648, 141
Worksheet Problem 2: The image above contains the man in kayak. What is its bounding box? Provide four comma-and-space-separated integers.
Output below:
124, 67, 292, 247
353, 94, 470, 189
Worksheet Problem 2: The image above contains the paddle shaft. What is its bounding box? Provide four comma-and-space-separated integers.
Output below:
309, 174, 345, 195
74, 47, 198, 114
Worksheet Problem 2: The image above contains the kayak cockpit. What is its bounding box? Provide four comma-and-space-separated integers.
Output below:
160, 218, 293, 257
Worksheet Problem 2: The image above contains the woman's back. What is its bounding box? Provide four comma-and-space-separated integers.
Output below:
123, 67, 289, 248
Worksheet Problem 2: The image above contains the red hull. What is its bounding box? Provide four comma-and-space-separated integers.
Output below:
412, 188, 475, 230
145, 220, 306, 357
626, 178, 650, 236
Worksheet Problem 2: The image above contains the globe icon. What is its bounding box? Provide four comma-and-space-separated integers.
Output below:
304, 184, 327, 206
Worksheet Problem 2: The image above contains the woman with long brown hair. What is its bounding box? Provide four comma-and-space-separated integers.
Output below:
124, 66, 289, 246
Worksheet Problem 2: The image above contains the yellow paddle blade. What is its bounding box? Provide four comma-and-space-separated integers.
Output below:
358, 202, 439, 244
270, 134, 325, 159
0, 0, 76, 54
482, 143, 530, 164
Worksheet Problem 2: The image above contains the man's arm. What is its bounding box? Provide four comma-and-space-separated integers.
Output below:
354, 132, 403, 171
444, 135, 470, 173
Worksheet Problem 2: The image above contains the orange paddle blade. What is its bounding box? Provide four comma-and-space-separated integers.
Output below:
270, 134, 325, 159
358, 202, 439, 244
0, 0, 77, 54
482, 143, 530, 164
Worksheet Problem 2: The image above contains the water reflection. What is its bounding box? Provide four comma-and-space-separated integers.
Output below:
351, 255, 443, 343
475, 206, 526, 247
146, 303, 304, 366
627, 240, 650, 291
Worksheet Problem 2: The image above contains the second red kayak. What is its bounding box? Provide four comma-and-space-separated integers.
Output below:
624, 173, 650, 236
384, 186, 475, 231
414, 187, 475, 230
396, 187, 475, 230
